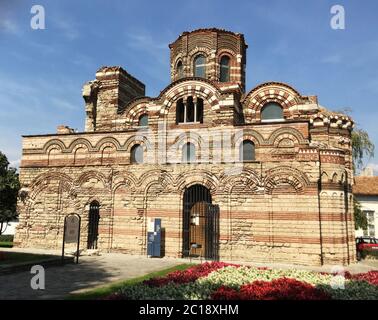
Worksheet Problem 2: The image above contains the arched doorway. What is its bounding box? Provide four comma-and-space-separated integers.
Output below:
182, 184, 219, 260
87, 201, 100, 249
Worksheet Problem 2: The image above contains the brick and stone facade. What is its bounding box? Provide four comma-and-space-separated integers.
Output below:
14, 28, 356, 265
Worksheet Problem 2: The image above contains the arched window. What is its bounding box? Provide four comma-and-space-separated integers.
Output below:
182, 142, 196, 163
261, 103, 284, 121
176, 97, 204, 124
176, 60, 183, 79
220, 56, 230, 82
130, 144, 143, 164
138, 114, 148, 127
194, 55, 206, 78
176, 98, 185, 124
239, 140, 255, 161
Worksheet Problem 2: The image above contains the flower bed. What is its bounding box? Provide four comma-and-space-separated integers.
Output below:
350, 271, 378, 286
104, 262, 378, 300
143, 262, 236, 287
211, 278, 331, 300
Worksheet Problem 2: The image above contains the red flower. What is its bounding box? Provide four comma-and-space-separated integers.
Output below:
321, 270, 378, 286
211, 278, 331, 300
143, 262, 238, 287
350, 271, 378, 286
211, 286, 240, 300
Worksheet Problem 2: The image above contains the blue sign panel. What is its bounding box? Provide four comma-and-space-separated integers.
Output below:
147, 218, 162, 257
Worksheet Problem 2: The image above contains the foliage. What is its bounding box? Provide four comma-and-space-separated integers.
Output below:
0, 151, 20, 235
0, 235, 14, 242
351, 129, 375, 173
359, 249, 378, 260
103, 262, 378, 300
349, 126, 374, 231
0, 234, 14, 248
335, 110, 375, 230
318, 280, 378, 300
354, 197, 368, 230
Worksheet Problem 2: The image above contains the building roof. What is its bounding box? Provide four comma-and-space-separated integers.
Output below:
169, 28, 247, 48
353, 176, 378, 196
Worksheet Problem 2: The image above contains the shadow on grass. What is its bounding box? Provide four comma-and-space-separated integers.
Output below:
0, 251, 53, 266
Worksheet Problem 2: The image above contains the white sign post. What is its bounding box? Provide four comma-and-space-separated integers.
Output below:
62, 213, 81, 264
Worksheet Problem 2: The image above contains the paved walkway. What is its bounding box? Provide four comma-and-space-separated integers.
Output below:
0, 247, 377, 300
0, 248, 186, 300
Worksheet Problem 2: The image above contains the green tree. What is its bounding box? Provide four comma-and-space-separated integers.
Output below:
353, 198, 368, 231
351, 128, 375, 230
0, 151, 20, 235
351, 129, 375, 174
336, 109, 375, 230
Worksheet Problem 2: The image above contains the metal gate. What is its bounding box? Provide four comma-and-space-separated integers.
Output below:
87, 201, 100, 249
183, 185, 219, 260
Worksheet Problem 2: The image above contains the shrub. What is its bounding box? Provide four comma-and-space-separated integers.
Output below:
319, 280, 378, 300
0, 235, 13, 242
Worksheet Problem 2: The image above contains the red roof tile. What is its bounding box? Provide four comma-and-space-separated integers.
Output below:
353, 176, 378, 196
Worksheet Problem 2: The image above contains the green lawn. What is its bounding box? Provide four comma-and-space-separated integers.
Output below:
0, 235, 14, 248
67, 263, 194, 300
0, 242, 13, 248
0, 252, 53, 266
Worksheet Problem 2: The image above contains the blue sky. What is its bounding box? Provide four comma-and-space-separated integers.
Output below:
1, 0, 378, 173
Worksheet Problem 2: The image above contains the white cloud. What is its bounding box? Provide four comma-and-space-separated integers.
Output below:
124, 31, 170, 83
9, 159, 21, 170
126, 32, 168, 62
0, 18, 20, 35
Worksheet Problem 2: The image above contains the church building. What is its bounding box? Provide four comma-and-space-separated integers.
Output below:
15, 28, 356, 265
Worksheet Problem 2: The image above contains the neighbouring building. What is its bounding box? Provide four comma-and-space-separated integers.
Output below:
14, 28, 356, 265
354, 167, 378, 238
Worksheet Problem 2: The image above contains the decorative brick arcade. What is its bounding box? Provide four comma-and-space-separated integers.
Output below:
15, 28, 355, 266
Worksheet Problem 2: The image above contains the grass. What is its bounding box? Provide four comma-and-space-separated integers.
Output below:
0, 252, 52, 266
0, 242, 13, 248
67, 263, 195, 300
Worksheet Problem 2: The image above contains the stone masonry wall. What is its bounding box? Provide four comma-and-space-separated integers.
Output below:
15, 28, 356, 266
15, 121, 355, 265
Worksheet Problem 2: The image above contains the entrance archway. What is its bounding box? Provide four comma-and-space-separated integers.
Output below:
182, 184, 219, 259
87, 201, 100, 249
